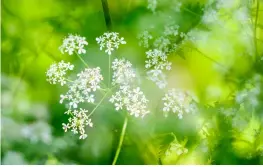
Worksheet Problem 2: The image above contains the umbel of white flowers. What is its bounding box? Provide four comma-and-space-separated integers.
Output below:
162, 89, 197, 119
46, 33, 147, 139
59, 34, 88, 55
96, 32, 126, 55
46, 32, 196, 139
145, 49, 172, 89
46, 61, 74, 86
60, 67, 103, 109
110, 58, 150, 118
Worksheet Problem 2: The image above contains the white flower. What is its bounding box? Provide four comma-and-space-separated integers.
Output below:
46, 61, 74, 86
145, 49, 171, 89
96, 32, 126, 55
164, 24, 179, 37
137, 30, 153, 48
59, 34, 88, 55
145, 49, 171, 70
154, 37, 171, 53
147, 70, 167, 89
112, 58, 136, 85
162, 89, 197, 118
109, 85, 150, 118
60, 67, 103, 109
62, 108, 93, 139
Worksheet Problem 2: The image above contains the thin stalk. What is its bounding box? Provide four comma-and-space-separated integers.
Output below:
112, 115, 128, 165
87, 90, 111, 118
100, 0, 129, 164
65, 78, 74, 82
100, 0, 112, 31
76, 52, 89, 67
109, 54, 111, 86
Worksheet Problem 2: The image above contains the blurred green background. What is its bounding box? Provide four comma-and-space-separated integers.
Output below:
1, 0, 263, 165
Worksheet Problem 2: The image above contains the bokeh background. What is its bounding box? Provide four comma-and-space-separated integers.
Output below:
1, 0, 263, 165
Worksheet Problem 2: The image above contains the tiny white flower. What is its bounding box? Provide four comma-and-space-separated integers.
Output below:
96, 32, 126, 55
145, 49, 171, 89
111, 58, 136, 85
62, 108, 93, 139
137, 30, 153, 48
59, 34, 88, 55
46, 61, 74, 86
110, 86, 150, 118
162, 89, 197, 119
60, 67, 103, 109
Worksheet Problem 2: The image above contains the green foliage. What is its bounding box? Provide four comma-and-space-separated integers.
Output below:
1, 0, 263, 165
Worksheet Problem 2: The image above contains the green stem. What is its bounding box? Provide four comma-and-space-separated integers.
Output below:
76, 52, 89, 67
87, 90, 110, 118
100, 0, 112, 31
109, 54, 111, 86
65, 78, 74, 82
112, 115, 128, 165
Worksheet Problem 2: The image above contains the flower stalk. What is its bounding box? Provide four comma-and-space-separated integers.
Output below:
112, 115, 128, 165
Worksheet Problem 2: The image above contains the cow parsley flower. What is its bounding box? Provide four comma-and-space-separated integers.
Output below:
145, 49, 171, 88
109, 85, 150, 118
59, 34, 88, 55
164, 24, 179, 37
147, 69, 167, 89
62, 108, 93, 139
96, 32, 126, 55
154, 37, 171, 53
145, 49, 171, 71
112, 58, 136, 85
162, 89, 197, 119
46, 61, 74, 86
137, 30, 153, 48
60, 67, 103, 109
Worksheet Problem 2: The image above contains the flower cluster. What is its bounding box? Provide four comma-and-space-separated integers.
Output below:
110, 85, 150, 118
96, 32, 126, 55
145, 49, 172, 89
60, 67, 103, 109
62, 108, 93, 139
46, 61, 74, 86
112, 58, 136, 85
164, 24, 179, 37
162, 89, 197, 119
153, 37, 171, 53
59, 34, 88, 55
137, 30, 153, 48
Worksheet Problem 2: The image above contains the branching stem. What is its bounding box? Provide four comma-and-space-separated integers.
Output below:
87, 90, 111, 118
